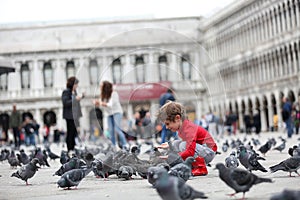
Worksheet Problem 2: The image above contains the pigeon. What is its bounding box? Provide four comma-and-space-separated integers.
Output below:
46, 148, 60, 161
225, 151, 239, 169
273, 141, 286, 153
17, 149, 30, 165
148, 166, 165, 186
117, 165, 136, 180
34, 148, 50, 167
0, 149, 10, 162
154, 167, 207, 200
91, 154, 115, 178
54, 157, 86, 176
57, 168, 91, 189
288, 145, 299, 157
258, 140, 273, 156
8, 150, 21, 168
11, 158, 40, 185
269, 154, 300, 177
168, 156, 194, 182
237, 145, 267, 172
215, 163, 272, 200
270, 189, 300, 200
222, 140, 229, 153
60, 150, 70, 165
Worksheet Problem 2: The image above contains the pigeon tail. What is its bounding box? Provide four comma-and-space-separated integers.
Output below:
255, 177, 273, 185
269, 164, 285, 173
192, 190, 208, 199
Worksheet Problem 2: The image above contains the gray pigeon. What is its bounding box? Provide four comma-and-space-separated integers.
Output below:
57, 168, 91, 189
237, 146, 267, 172
270, 189, 300, 200
148, 164, 171, 187
273, 141, 286, 153
8, 150, 21, 168
154, 167, 207, 200
11, 158, 40, 185
225, 151, 239, 169
17, 149, 30, 165
168, 156, 194, 182
117, 165, 136, 180
215, 163, 272, 199
54, 157, 86, 176
269, 154, 300, 176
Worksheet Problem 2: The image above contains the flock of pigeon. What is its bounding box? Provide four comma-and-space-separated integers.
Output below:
0, 134, 300, 200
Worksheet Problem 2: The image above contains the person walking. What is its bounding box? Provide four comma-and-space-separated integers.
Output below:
282, 97, 293, 138
93, 81, 128, 150
9, 104, 21, 148
61, 77, 83, 154
159, 87, 177, 143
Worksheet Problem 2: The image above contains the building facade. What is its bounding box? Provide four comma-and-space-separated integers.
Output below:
0, 0, 299, 136
204, 0, 300, 131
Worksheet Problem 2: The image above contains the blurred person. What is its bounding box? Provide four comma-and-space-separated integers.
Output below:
253, 110, 261, 135
93, 81, 128, 149
159, 87, 177, 143
62, 76, 83, 153
282, 97, 293, 138
142, 111, 153, 140
22, 116, 36, 146
9, 104, 21, 148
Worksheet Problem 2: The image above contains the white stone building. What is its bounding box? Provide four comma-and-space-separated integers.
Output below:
0, 0, 299, 139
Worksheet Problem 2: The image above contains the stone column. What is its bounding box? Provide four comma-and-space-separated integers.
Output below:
32, 60, 44, 97
8, 62, 21, 98
292, 45, 298, 74
100, 56, 113, 82
146, 52, 159, 83
295, 0, 300, 28
53, 59, 67, 91
259, 95, 267, 132
34, 108, 43, 126
74, 57, 90, 93
121, 55, 135, 84
168, 53, 179, 82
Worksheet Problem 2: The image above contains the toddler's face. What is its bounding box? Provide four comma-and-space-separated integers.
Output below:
164, 115, 181, 132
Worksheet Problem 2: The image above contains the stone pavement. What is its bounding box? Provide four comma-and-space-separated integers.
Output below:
0, 131, 300, 200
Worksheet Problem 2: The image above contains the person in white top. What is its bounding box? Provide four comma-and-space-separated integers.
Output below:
93, 81, 128, 149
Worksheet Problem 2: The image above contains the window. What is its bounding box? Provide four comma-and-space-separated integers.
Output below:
43, 62, 53, 87
89, 59, 98, 85
158, 55, 168, 81
135, 56, 145, 83
181, 54, 191, 80
66, 61, 75, 78
112, 58, 122, 84
21, 63, 30, 89
0, 73, 7, 90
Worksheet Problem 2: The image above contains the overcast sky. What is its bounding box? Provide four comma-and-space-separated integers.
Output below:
0, 0, 235, 24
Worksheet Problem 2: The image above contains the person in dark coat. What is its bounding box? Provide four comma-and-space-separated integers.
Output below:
61, 77, 83, 153
253, 110, 261, 135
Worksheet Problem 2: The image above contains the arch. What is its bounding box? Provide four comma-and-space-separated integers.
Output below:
263, 95, 269, 129
248, 98, 253, 116
241, 100, 246, 115
43, 111, 57, 126
288, 90, 296, 103
0, 113, 9, 141
279, 91, 285, 108
22, 112, 33, 122
229, 102, 233, 113
271, 93, 277, 115
43, 61, 53, 87
255, 97, 260, 111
